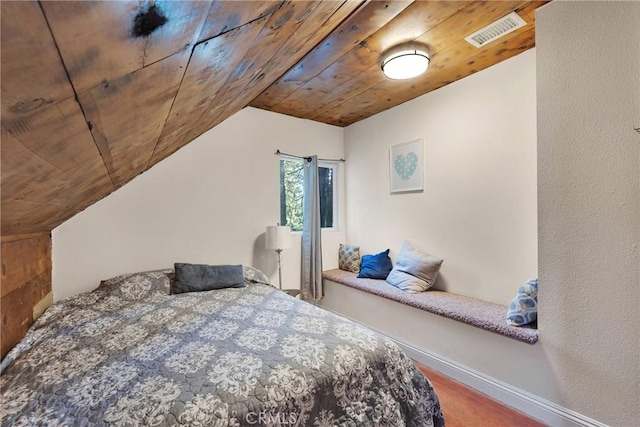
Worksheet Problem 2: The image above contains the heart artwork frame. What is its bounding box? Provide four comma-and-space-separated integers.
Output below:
389, 139, 424, 193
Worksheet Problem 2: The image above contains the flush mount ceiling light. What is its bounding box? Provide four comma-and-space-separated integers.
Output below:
381, 47, 430, 80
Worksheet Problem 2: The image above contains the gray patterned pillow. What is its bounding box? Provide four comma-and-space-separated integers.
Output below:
507, 278, 538, 326
243, 265, 271, 285
339, 244, 361, 273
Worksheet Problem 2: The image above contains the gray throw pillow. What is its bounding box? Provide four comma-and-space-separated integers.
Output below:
172, 263, 245, 294
386, 241, 443, 293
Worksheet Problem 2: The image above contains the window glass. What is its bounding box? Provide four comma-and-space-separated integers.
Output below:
318, 165, 333, 228
280, 158, 336, 231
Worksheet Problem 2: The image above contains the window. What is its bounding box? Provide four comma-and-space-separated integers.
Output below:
280, 158, 337, 231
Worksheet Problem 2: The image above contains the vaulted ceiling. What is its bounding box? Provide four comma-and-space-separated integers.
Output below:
1, 0, 547, 235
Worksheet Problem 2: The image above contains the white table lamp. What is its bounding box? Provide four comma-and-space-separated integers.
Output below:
266, 225, 292, 289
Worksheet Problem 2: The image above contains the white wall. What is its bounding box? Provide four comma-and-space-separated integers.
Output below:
53, 107, 345, 301
344, 49, 538, 305
537, 2, 640, 425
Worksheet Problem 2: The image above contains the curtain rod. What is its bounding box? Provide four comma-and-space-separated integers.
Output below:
274, 150, 345, 162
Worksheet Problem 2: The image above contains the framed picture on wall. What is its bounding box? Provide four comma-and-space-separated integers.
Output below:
389, 139, 424, 193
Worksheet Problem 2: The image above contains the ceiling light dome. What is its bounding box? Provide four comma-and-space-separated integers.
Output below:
381, 48, 429, 80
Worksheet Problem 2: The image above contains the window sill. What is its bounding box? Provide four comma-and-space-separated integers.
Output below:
289, 228, 342, 234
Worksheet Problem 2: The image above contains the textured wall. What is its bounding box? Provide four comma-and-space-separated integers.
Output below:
53, 108, 345, 300
537, 2, 640, 425
344, 49, 538, 305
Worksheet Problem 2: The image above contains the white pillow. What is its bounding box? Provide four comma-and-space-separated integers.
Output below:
386, 241, 443, 293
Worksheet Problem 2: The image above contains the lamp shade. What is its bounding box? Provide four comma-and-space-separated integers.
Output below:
381, 49, 429, 80
266, 225, 292, 250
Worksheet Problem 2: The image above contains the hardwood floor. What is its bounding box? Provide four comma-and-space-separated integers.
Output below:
416, 362, 546, 427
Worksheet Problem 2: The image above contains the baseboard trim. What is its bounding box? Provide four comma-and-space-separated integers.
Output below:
398, 340, 607, 427
321, 306, 607, 427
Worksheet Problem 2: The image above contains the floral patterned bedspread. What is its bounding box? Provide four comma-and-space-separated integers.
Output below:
0, 269, 445, 426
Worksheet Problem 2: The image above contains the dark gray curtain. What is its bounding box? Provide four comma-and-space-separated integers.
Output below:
301, 156, 323, 301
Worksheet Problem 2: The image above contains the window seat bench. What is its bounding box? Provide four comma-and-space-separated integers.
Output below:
322, 269, 538, 344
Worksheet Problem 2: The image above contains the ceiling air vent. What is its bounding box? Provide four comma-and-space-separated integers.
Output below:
464, 12, 526, 48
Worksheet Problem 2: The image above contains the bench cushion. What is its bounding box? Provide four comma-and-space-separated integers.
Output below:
322, 269, 538, 344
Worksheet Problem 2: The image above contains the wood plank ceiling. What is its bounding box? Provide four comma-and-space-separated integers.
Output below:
0, 0, 548, 235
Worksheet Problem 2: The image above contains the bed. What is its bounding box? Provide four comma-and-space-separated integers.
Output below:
0, 267, 445, 426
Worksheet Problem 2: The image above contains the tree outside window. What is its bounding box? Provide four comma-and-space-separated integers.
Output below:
280, 159, 335, 232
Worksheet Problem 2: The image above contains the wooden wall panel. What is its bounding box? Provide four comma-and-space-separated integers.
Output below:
41, 0, 212, 94
0, 233, 52, 359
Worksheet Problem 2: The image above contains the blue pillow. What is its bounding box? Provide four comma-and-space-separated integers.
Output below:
358, 249, 393, 279
506, 278, 538, 326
